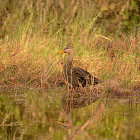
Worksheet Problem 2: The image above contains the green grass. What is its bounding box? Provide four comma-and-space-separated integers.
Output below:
0, 14, 139, 89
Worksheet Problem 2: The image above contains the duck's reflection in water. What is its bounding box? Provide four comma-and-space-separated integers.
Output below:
57, 79, 140, 130
58, 90, 101, 128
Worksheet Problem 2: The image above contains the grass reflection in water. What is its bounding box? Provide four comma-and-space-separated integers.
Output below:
0, 87, 139, 140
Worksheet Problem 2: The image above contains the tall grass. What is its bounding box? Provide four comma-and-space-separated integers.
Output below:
0, 12, 140, 89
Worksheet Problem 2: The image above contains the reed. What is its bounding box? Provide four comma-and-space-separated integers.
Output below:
0, 1, 139, 90
0, 15, 139, 89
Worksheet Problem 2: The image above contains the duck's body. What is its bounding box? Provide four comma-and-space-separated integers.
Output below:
58, 45, 99, 88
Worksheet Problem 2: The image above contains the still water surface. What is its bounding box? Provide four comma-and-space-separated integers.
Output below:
0, 88, 139, 140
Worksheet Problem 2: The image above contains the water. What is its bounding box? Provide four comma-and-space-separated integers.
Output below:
0, 88, 140, 140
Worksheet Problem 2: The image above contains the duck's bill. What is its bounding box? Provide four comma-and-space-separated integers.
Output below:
58, 50, 64, 54
57, 121, 64, 124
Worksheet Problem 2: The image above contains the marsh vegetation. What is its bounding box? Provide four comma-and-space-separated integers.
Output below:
0, 0, 140, 139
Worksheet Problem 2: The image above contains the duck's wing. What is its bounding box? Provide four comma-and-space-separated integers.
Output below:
73, 67, 93, 87
73, 67, 99, 87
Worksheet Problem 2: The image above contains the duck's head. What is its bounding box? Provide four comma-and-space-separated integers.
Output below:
58, 44, 74, 55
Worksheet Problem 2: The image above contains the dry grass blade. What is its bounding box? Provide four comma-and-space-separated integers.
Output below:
70, 119, 90, 140
69, 102, 105, 140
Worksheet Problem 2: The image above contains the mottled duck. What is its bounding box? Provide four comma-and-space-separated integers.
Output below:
58, 44, 99, 89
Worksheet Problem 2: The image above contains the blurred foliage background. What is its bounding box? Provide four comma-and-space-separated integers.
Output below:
0, 0, 140, 37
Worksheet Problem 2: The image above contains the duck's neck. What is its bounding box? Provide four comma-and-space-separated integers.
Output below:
67, 52, 74, 65
64, 52, 74, 74
63, 52, 74, 87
